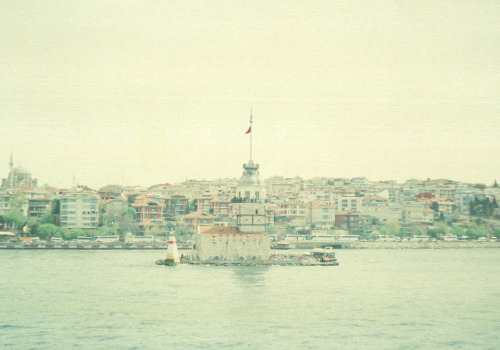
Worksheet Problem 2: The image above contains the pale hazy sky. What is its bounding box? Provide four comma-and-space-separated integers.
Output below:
1, 1, 499, 189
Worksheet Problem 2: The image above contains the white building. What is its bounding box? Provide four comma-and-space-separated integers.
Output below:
193, 138, 271, 262
334, 195, 362, 212
360, 202, 403, 224
193, 226, 270, 262
402, 202, 425, 224
60, 190, 99, 228
306, 204, 336, 229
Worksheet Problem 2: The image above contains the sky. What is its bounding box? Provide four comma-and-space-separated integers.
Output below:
0, 1, 499, 189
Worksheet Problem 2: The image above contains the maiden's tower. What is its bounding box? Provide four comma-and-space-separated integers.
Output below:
192, 113, 271, 262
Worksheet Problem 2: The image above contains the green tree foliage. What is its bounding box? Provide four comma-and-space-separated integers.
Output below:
474, 183, 486, 190
266, 225, 277, 235
102, 214, 118, 226
51, 199, 60, 215
189, 200, 197, 213
379, 226, 388, 235
451, 225, 465, 237
145, 224, 164, 237
399, 228, 410, 237
98, 225, 116, 236
465, 228, 478, 240
40, 213, 55, 225
415, 227, 425, 236
469, 196, 498, 218
11, 191, 26, 212
119, 207, 139, 234
385, 222, 401, 235
1, 211, 27, 231
493, 180, 499, 188
36, 224, 59, 239
430, 201, 439, 212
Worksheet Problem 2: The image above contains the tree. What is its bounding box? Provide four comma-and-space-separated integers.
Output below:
119, 208, 139, 234
415, 227, 425, 237
399, 228, 410, 238
60, 227, 78, 240
451, 225, 465, 237
40, 213, 55, 225
469, 196, 498, 218
379, 226, 388, 236
385, 222, 401, 235
1, 211, 27, 232
51, 199, 60, 215
266, 225, 277, 235
430, 201, 439, 212
428, 223, 448, 239
36, 224, 59, 240
145, 224, 164, 237
493, 180, 498, 188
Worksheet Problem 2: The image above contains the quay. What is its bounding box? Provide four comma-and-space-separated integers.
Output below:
0, 242, 177, 250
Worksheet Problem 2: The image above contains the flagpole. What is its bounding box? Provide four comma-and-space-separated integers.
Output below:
250, 109, 253, 162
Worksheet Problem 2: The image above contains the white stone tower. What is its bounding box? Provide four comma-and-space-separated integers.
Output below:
233, 111, 267, 234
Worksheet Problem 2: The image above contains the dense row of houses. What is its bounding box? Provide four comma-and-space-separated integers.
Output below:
0, 161, 499, 233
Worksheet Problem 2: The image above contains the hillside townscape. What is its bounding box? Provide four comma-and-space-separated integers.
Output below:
1, 156, 499, 244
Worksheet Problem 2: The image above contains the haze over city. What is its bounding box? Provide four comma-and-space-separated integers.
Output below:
1, 1, 498, 189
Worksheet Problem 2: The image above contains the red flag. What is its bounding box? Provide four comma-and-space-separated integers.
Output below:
245, 126, 251, 134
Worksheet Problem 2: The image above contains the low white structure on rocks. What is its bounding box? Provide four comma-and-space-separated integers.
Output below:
193, 226, 270, 262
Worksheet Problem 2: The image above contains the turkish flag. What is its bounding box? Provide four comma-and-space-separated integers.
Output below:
245, 126, 251, 134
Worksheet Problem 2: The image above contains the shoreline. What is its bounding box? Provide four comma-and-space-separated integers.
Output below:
1, 241, 499, 250
347, 241, 500, 249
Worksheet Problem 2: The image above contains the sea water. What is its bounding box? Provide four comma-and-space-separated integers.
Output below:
0, 249, 498, 349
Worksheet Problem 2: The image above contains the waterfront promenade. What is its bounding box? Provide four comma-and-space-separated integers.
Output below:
353, 240, 500, 249
1, 240, 498, 250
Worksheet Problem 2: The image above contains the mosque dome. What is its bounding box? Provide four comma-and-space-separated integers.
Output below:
13, 167, 30, 175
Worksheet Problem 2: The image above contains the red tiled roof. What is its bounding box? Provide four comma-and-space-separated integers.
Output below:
183, 210, 214, 219
200, 226, 240, 235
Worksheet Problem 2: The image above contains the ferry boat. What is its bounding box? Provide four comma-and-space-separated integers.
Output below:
271, 241, 292, 250
310, 247, 339, 265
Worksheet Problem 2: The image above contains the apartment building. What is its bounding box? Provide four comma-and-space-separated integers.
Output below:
27, 197, 52, 219
60, 191, 99, 228
131, 197, 165, 223
306, 204, 336, 229
276, 200, 307, 225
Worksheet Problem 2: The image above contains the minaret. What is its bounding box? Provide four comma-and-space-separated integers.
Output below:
249, 109, 253, 162
9, 153, 14, 188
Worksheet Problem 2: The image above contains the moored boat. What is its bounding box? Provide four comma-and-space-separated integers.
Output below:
271, 241, 293, 250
